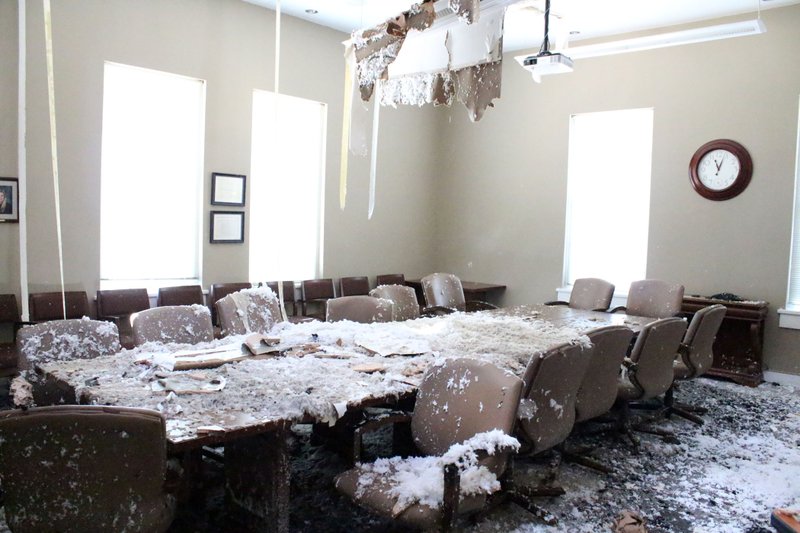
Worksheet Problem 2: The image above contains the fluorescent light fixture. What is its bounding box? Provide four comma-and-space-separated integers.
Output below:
561, 19, 767, 60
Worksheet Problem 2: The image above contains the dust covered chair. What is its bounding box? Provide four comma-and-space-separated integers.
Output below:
301, 278, 335, 320
216, 287, 283, 336
131, 305, 213, 346
0, 405, 177, 532
611, 279, 685, 318
156, 284, 204, 307
370, 284, 420, 321
208, 282, 252, 325
29, 291, 91, 322
266, 281, 298, 317
545, 278, 615, 311
420, 273, 497, 315
376, 273, 405, 287
96, 288, 151, 349
666, 304, 726, 425
336, 358, 523, 531
326, 295, 394, 324
566, 326, 635, 472
510, 342, 593, 513
338, 276, 370, 297
15, 318, 121, 406
615, 317, 688, 447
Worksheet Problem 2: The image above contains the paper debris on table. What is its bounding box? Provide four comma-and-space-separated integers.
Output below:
243, 333, 281, 355
351, 363, 387, 374
355, 335, 431, 357
197, 425, 226, 435
152, 375, 227, 394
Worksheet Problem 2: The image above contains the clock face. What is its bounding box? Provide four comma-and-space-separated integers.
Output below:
689, 139, 753, 201
697, 149, 741, 191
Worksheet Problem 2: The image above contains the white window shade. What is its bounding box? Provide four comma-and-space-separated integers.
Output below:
100, 63, 205, 289
564, 108, 654, 290
249, 90, 327, 282
783, 97, 800, 314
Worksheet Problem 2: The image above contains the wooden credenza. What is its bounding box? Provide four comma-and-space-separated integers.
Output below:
680, 296, 768, 387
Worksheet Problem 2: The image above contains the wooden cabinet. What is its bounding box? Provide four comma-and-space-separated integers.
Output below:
680, 296, 768, 387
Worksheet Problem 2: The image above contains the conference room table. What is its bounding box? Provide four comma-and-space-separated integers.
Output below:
37, 304, 656, 532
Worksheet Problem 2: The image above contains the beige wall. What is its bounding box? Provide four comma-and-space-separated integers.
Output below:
434, 7, 800, 375
12, 0, 438, 306
0, 0, 19, 297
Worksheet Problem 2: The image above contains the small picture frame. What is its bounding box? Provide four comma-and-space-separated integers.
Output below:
0, 177, 19, 223
210, 211, 245, 244
211, 172, 246, 207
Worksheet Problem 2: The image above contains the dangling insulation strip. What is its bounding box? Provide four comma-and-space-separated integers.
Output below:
339, 46, 355, 211
368, 81, 381, 220
18, 0, 29, 320
273, 0, 288, 322
43, 0, 66, 319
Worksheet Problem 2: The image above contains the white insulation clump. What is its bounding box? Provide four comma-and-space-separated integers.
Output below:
354, 430, 519, 515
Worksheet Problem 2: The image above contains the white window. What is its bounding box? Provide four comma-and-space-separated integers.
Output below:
249, 90, 327, 282
779, 96, 800, 328
100, 62, 206, 291
562, 108, 654, 292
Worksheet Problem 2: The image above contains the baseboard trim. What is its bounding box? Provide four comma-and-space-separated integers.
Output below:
762, 370, 800, 388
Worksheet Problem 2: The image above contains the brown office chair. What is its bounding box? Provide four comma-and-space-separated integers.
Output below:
156, 285, 204, 307
96, 288, 151, 349
420, 273, 497, 315
611, 279, 685, 318
518, 342, 593, 457
301, 278, 335, 320
208, 282, 252, 325
132, 305, 213, 346
16, 319, 121, 405
0, 294, 21, 377
266, 281, 298, 317
336, 358, 523, 530
666, 304, 726, 425
0, 405, 177, 532
339, 276, 370, 296
326, 295, 394, 323
216, 287, 283, 336
565, 326, 635, 473
29, 291, 91, 321
376, 273, 405, 286
616, 317, 688, 447
369, 285, 420, 321
545, 278, 615, 311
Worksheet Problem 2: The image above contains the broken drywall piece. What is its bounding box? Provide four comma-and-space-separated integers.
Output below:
449, 0, 481, 24
350, 1, 436, 102
453, 60, 502, 122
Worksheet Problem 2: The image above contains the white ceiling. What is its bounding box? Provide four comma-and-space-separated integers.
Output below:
244, 0, 800, 52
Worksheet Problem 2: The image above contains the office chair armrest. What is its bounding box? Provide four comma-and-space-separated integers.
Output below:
421, 306, 456, 317
465, 300, 498, 312
677, 342, 691, 358
352, 409, 413, 463
622, 357, 639, 373
608, 306, 627, 313
543, 300, 568, 306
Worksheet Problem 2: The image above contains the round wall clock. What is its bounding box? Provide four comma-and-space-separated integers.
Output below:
689, 139, 753, 201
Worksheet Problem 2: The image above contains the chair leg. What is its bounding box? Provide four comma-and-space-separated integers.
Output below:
561, 449, 613, 474
667, 405, 705, 425
618, 401, 641, 451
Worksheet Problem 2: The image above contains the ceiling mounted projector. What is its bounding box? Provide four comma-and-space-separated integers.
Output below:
518, 0, 573, 83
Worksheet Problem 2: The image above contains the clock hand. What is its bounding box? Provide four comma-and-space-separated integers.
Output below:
715, 158, 723, 172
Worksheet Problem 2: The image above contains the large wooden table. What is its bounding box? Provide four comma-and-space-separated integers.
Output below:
38, 304, 654, 531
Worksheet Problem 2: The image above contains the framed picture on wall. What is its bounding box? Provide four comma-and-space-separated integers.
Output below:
0, 177, 19, 223
211, 172, 246, 206
210, 211, 245, 244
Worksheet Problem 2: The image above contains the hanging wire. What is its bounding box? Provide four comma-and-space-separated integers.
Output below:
538, 0, 552, 55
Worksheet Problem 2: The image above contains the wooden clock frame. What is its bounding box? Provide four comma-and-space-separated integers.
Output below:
689, 139, 753, 201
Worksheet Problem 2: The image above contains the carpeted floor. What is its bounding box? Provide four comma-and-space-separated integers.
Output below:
1, 377, 798, 532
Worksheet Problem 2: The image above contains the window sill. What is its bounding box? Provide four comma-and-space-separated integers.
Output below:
778, 308, 800, 329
